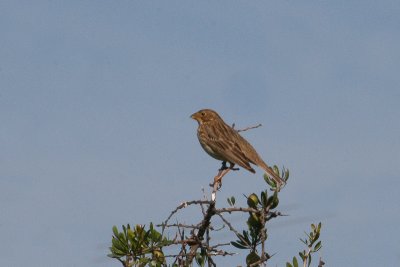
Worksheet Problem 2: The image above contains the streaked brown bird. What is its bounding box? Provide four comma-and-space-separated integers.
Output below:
191, 109, 284, 186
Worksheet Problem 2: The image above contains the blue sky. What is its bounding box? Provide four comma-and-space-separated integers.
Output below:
1, 1, 399, 266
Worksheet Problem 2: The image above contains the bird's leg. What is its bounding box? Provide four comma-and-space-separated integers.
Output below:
219, 161, 228, 171
211, 162, 227, 189
211, 162, 236, 190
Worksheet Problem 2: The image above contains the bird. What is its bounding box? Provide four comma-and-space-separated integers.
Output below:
191, 109, 284, 186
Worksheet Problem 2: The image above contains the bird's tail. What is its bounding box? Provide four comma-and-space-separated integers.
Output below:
259, 161, 285, 186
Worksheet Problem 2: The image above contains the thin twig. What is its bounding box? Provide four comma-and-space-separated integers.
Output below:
249, 257, 268, 267
206, 226, 211, 267
209, 251, 236, 257
173, 225, 186, 266
157, 223, 206, 230
303, 247, 312, 267
266, 210, 287, 221
216, 207, 259, 214
216, 213, 251, 248
208, 255, 217, 267
232, 123, 262, 132
164, 250, 235, 258
201, 187, 207, 216
260, 206, 267, 266
186, 201, 216, 265
210, 242, 231, 249
161, 200, 212, 233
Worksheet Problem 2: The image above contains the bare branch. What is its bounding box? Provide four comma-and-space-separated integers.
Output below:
210, 242, 231, 249
209, 250, 236, 257
157, 223, 205, 230
231, 123, 262, 132
201, 187, 207, 216
208, 255, 217, 267
186, 201, 216, 265
216, 213, 251, 248
266, 211, 287, 221
161, 200, 212, 232
216, 207, 259, 214
164, 250, 235, 258
260, 206, 267, 266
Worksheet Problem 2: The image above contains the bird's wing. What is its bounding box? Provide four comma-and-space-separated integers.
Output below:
202, 124, 256, 173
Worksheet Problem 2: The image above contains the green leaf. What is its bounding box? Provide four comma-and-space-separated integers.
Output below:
246, 251, 260, 266
112, 226, 119, 237
118, 232, 127, 243
270, 192, 279, 209
264, 174, 275, 187
112, 237, 128, 252
247, 213, 262, 229
127, 228, 135, 242
231, 241, 248, 249
313, 232, 320, 242
299, 251, 305, 261
109, 246, 126, 257
122, 225, 127, 237
286, 263, 293, 267
284, 168, 290, 181
227, 197, 232, 206
308, 254, 312, 267
195, 252, 205, 267
247, 193, 260, 208
314, 241, 322, 252
293, 256, 299, 267
231, 196, 236, 206
261, 191, 267, 207
265, 191, 279, 209
107, 253, 121, 259
273, 165, 280, 176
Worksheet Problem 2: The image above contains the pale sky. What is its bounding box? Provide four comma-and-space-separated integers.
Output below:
1, 1, 399, 266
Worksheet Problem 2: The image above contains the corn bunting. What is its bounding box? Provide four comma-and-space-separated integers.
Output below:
191, 109, 284, 186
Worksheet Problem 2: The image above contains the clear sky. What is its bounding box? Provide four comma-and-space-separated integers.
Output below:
1, 1, 399, 266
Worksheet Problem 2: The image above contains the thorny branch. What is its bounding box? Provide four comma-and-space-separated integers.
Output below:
216, 213, 251, 248
161, 200, 212, 233
186, 200, 216, 265
217, 206, 259, 214
151, 157, 322, 267
159, 166, 245, 266
159, 166, 285, 267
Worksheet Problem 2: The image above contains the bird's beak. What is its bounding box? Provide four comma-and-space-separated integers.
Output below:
190, 112, 197, 120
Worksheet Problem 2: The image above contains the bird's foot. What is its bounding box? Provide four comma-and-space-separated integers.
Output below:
210, 175, 223, 190
218, 162, 239, 171
218, 161, 228, 171
210, 167, 232, 190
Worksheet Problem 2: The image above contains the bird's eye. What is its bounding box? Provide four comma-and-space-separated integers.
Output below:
201, 112, 205, 116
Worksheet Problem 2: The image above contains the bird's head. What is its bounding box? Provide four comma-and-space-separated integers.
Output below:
190, 109, 222, 124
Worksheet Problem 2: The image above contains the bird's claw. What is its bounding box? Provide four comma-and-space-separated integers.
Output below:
211, 175, 223, 190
